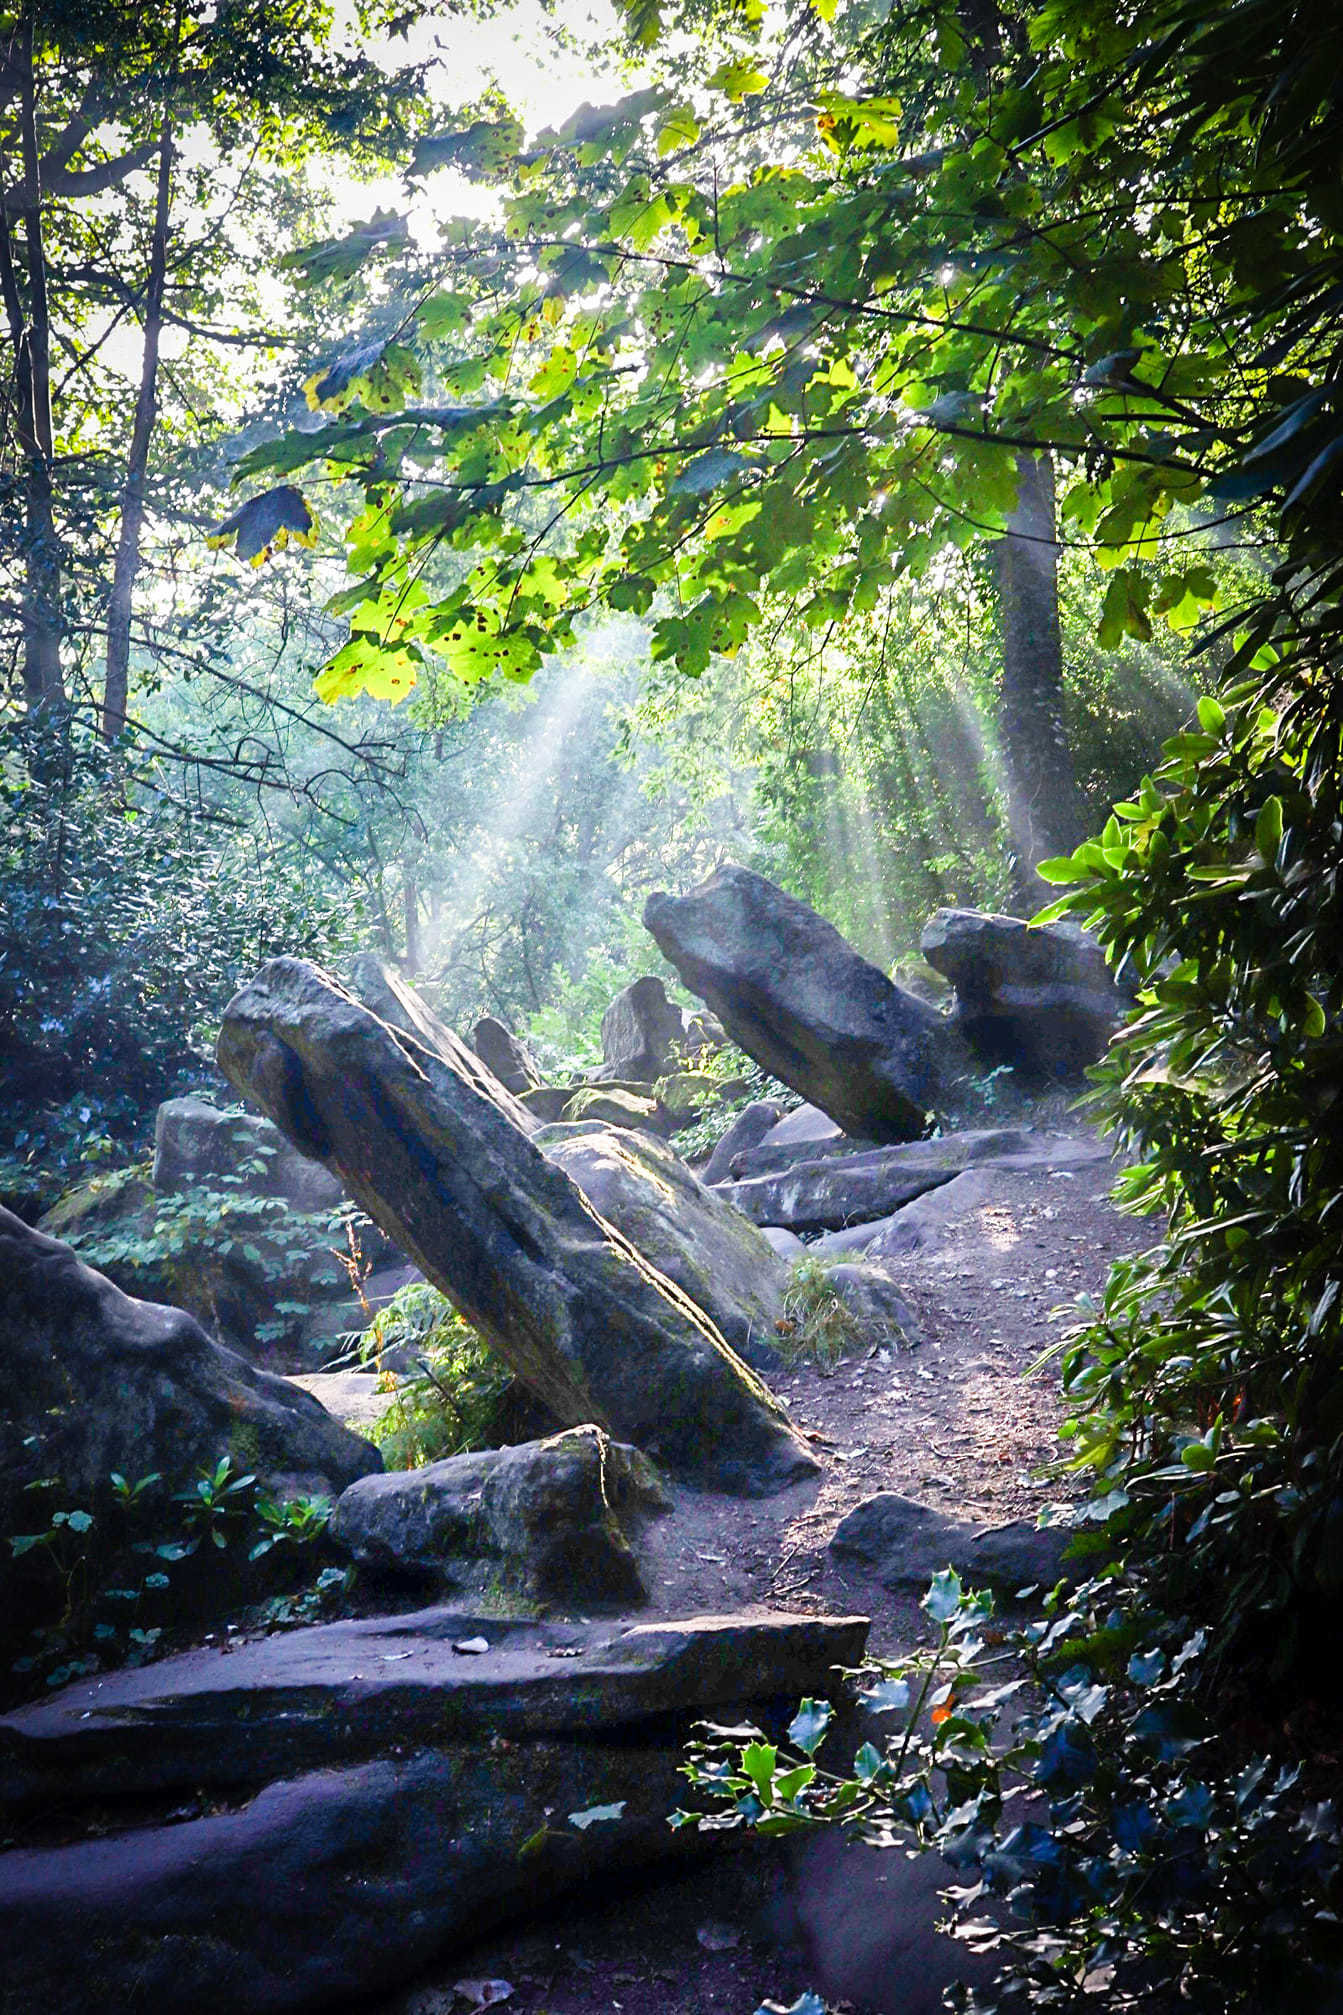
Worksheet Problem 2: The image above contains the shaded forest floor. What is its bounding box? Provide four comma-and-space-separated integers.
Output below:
367, 1133, 1151, 2015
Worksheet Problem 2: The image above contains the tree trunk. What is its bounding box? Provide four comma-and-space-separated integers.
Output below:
103, 114, 173, 743
2, 26, 63, 713
993, 453, 1084, 888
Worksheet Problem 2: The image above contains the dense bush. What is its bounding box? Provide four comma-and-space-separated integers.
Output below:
0, 725, 360, 1207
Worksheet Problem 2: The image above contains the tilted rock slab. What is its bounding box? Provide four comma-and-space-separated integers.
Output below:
597, 973, 688, 1082
216, 959, 817, 1496
469, 1012, 544, 1095
0, 1608, 868, 2015
644, 867, 959, 1143
831, 1491, 1072, 1598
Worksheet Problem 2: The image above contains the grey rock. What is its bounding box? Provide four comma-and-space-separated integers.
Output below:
921, 908, 1129, 1079
700, 1098, 784, 1184
537, 1123, 790, 1372
0, 1609, 869, 2015
722, 1130, 1034, 1234
597, 974, 687, 1082
468, 1015, 543, 1096
0, 1206, 380, 1556
729, 1100, 878, 1181
517, 1084, 578, 1123
559, 1083, 674, 1136
348, 955, 541, 1134
217, 958, 816, 1495
824, 1264, 917, 1344
152, 1094, 344, 1211
331, 1425, 668, 1608
831, 1491, 1071, 1595
644, 867, 960, 1143
761, 1225, 807, 1258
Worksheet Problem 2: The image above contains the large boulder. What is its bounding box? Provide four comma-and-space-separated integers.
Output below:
921, 908, 1129, 1078
535, 1121, 792, 1371
721, 1129, 1035, 1234
152, 1095, 342, 1212
468, 1014, 543, 1096
597, 974, 687, 1082
725, 1100, 876, 1181
0, 1607, 868, 2015
0, 1207, 380, 1552
216, 958, 817, 1496
830, 1492, 1071, 1597
644, 867, 957, 1142
330, 1425, 668, 1607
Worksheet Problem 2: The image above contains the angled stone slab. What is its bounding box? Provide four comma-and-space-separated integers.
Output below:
216, 959, 816, 1495
645, 867, 960, 1143
831, 1492, 1071, 1597
721, 1130, 1035, 1233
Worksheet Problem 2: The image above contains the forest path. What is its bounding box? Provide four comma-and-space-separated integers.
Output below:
366, 1133, 1151, 2015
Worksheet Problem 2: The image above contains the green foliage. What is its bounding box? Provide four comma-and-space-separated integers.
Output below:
6, 1458, 336, 1702
660, 1049, 799, 1163
0, 727, 360, 1205
680, 1572, 1343, 2009
354, 1282, 514, 1469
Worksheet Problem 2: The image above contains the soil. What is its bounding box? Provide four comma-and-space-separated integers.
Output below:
364, 1126, 1153, 2015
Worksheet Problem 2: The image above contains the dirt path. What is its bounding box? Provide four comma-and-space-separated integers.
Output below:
366, 1135, 1151, 2015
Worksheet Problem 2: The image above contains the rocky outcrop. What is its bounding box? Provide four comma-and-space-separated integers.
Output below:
0, 1608, 868, 2015
700, 1098, 785, 1183
721, 1129, 1035, 1234
0, 1207, 380, 1550
645, 868, 956, 1142
152, 1094, 343, 1212
468, 1014, 544, 1096
921, 908, 1128, 1078
560, 1083, 672, 1135
597, 974, 687, 1082
330, 1425, 668, 1607
217, 958, 817, 1495
830, 1491, 1072, 1596
536, 1122, 792, 1371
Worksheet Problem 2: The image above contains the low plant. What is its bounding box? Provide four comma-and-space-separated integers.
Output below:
775, 1257, 864, 1372
5, 1457, 337, 1700
671, 1047, 801, 1164
352, 1281, 515, 1469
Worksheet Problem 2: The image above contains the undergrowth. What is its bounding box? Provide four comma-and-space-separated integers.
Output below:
352, 1281, 515, 1469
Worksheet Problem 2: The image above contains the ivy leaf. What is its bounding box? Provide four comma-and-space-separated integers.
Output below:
567, 1802, 627, 1829
207, 487, 318, 567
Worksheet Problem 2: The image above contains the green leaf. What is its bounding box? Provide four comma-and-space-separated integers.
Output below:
740, 1740, 778, 1801
1255, 795, 1284, 855
787, 1697, 833, 1755
207, 487, 317, 566
672, 449, 751, 496
706, 60, 769, 102
922, 1567, 964, 1624
1196, 695, 1226, 734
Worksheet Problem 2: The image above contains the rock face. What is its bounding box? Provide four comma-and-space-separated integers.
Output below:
700, 1098, 784, 1183
721, 1129, 1035, 1234
152, 1094, 343, 1212
560, 1084, 672, 1136
830, 1492, 1072, 1596
468, 1014, 543, 1096
536, 1122, 791, 1372
216, 958, 817, 1496
330, 1425, 668, 1608
725, 1101, 876, 1182
921, 908, 1127, 1078
645, 868, 954, 1142
598, 974, 687, 1082
0, 1207, 380, 1550
0, 1608, 868, 2015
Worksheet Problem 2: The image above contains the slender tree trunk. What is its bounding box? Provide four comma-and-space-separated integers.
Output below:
4, 25, 63, 712
994, 453, 1085, 888
103, 114, 173, 743
402, 862, 421, 973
